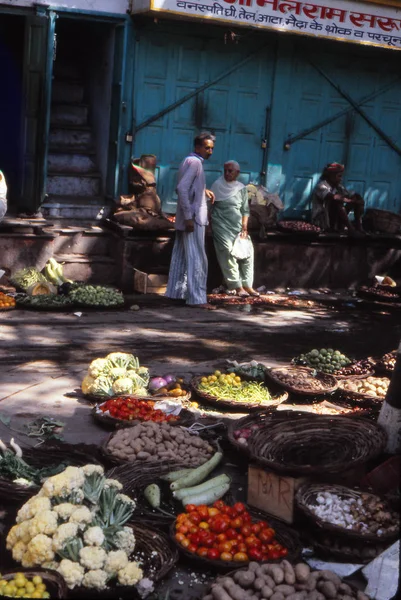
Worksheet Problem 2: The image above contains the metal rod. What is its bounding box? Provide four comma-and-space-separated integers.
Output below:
134, 43, 269, 133
284, 77, 400, 147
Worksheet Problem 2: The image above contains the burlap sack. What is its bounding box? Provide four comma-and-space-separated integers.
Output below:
113, 207, 174, 231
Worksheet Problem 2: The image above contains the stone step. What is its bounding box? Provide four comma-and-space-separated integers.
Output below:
42, 196, 111, 220
49, 126, 93, 149
48, 152, 97, 174
47, 172, 101, 196
50, 104, 88, 126
52, 80, 84, 104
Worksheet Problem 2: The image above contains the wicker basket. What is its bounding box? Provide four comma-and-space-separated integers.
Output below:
303, 528, 392, 564
247, 414, 387, 476
87, 389, 191, 404
170, 508, 301, 571
356, 287, 401, 303
266, 366, 338, 396
191, 376, 288, 411
364, 208, 401, 234
0, 442, 103, 504
1, 569, 68, 598
296, 483, 400, 543
336, 376, 389, 406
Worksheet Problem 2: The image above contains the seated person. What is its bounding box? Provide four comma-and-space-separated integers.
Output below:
311, 163, 365, 234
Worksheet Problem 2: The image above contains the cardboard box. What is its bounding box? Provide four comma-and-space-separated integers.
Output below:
247, 464, 307, 524
133, 269, 168, 294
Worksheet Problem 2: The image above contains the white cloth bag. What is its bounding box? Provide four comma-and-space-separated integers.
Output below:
231, 233, 252, 260
0, 171, 7, 222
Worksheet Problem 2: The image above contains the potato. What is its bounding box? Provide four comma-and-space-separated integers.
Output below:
137, 451, 151, 460
234, 571, 255, 588
266, 566, 284, 585
319, 571, 341, 587
307, 592, 325, 600
254, 577, 267, 590
281, 561, 296, 585
270, 594, 285, 600
287, 594, 307, 600
338, 584, 353, 595
318, 581, 337, 598
356, 592, 370, 600
248, 562, 259, 572
261, 586, 274, 598
211, 584, 232, 600
274, 584, 296, 596
294, 564, 310, 583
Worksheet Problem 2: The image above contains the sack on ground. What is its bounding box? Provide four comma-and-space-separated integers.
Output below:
113, 207, 174, 230
231, 233, 253, 260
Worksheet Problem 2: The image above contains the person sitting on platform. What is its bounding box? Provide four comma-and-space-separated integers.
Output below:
311, 163, 365, 234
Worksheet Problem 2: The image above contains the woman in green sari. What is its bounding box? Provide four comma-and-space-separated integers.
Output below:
210, 161, 259, 297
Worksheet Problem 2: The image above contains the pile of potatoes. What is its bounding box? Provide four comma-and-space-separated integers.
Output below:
272, 369, 331, 392
203, 561, 370, 600
106, 421, 215, 466
338, 376, 389, 398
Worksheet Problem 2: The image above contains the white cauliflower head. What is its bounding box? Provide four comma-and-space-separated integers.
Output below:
104, 549, 129, 575
79, 546, 107, 570
114, 527, 136, 555
117, 561, 143, 586
112, 377, 133, 395
57, 559, 85, 589
11, 540, 27, 562
53, 503, 76, 520
82, 464, 104, 477
16, 495, 51, 522
69, 506, 92, 528
83, 526, 105, 547
41, 466, 85, 499
28, 510, 58, 537
52, 522, 79, 552
27, 534, 55, 565
21, 550, 36, 568
109, 367, 128, 382
104, 478, 123, 490
82, 569, 108, 590
88, 358, 111, 378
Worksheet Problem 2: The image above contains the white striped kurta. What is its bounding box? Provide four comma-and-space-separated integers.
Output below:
165, 223, 208, 305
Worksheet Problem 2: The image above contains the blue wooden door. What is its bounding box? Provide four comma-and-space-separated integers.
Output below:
133, 29, 274, 212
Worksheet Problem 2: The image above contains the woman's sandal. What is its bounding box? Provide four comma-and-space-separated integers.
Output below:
237, 291, 250, 298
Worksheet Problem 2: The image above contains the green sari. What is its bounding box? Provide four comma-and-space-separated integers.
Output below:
210, 187, 254, 290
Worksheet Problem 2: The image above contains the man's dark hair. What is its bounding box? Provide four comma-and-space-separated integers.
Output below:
194, 132, 216, 147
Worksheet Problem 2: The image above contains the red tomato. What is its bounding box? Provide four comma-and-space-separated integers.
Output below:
242, 513, 252, 523
233, 552, 248, 561
279, 548, 288, 557
208, 507, 220, 517
188, 513, 202, 525
203, 535, 215, 548
184, 504, 197, 513
241, 525, 252, 537
245, 536, 261, 548
187, 543, 197, 553
181, 538, 190, 548
213, 500, 225, 510
230, 517, 243, 529
189, 526, 198, 535
197, 505, 209, 520
259, 528, 275, 544
218, 541, 234, 554
207, 548, 220, 560
251, 524, 261, 535
220, 505, 231, 515
227, 507, 237, 518
210, 516, 229, 534
233, 502, 246, 514
258, 520, 268, 529
225, 528, 238, 540
269, 550, 281, 560
175, 533, 185, 542
216, 533, 227, 543
178, 525, 189, 535
248, 547, 263, 561
196, 547, 208, 557
220, 552, 233, 562
237, 543, 248, 553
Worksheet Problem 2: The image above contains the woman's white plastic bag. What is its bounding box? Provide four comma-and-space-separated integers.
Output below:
0, 171, 7, 222
231, 233, 252, 260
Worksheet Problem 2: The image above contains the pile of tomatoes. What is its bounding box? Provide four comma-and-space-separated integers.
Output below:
174, 501, 288, 563
0, 292, 15, 309
99, 397, 179, 423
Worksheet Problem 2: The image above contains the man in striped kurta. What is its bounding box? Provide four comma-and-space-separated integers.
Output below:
166, 132, 217, 310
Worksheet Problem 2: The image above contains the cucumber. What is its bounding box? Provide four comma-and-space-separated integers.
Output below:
170, 452, 223, 491
160, 468, 194, 483
173, 474, 230, 501
181, 481, 230, 507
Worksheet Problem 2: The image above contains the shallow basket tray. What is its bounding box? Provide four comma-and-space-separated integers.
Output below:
277, 221, 321, 237
303, 528, 392, 565
1, 569, 68, 599
86, 389, 192, 404
296, 483, 399, 543
247, 414, 387, 476
0, 441, 103, 504
266, 366, 338, 396
335, 377, 389, 406
92, 402, 194, 430
356, 287, 401, 303
170, 507, 301, 571
191, 375, 288, 411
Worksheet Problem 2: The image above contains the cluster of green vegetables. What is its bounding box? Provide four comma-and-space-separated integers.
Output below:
82, 352, 150, 398
17, 294, 74, 308
10, 267, 48, 291
293, 348, 352, 374
232, 361, 268, 382
199, 377, 273, 404
69, 285, 124, 307
144, 451, 229, 509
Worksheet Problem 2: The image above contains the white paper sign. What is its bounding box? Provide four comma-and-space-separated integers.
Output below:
136, 0, 401, 51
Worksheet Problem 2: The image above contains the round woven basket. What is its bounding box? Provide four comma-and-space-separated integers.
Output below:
247, 414, 387, 476
356, 287, 401, 303
303, 528, 391, 564
277, 221, 321, 237
296, 483, 399, 543
0, 442, 103, 504
1, 569, 68, 598
170, 508, 301, 571
336, 377, 389, 406
266, 366, 338, 396
92, 403, 194, 430
364, 207, 401, 234
191, 376, 288, 411
68, 522, 178, 599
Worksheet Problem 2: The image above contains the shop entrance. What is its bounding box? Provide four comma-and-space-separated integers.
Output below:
0, 14, 24, 213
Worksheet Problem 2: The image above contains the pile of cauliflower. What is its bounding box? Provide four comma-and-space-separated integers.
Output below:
6, 464, 144, 590
81, 352, 150, 398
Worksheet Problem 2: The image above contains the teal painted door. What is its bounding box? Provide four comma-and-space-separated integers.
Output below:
271, 37, 401, 216
133, 29, 274, 212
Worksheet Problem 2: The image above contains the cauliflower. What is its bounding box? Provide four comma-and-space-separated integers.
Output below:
21, 550, 36, 568
7, 521, 32, 549
52, 522, 79, 551
13, 477, 34, 487
81, 375, 95, 395
28, 510, 58, 537
6, 524, 23, 549
69, 506, 92, 528
114, 527, 136, 555
57, 559, 85, 589
116, 494, 136, 509
112, 377, 133, 395
82, 464, 104, 477
117, 561, 143, 586
41, 466, 85, 499
106, 352, 134, 370
16, 495, 51, 522
27, 534, 55, 564
54, 503, 76, 520
82, 569, 108, 590
88, 358, 111, 378
83, 526, 105, 547
79, 545, 107, 570
104, 549, 128, 575
109, 367, 128, 381
12, 540, 27, 562
104, 478, 123, 491
91, 375, 113, 398
42, 560, 60, 570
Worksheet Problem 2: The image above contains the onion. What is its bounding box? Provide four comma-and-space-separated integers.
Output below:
164, 375, 176, 384
149, 377, 167, 392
